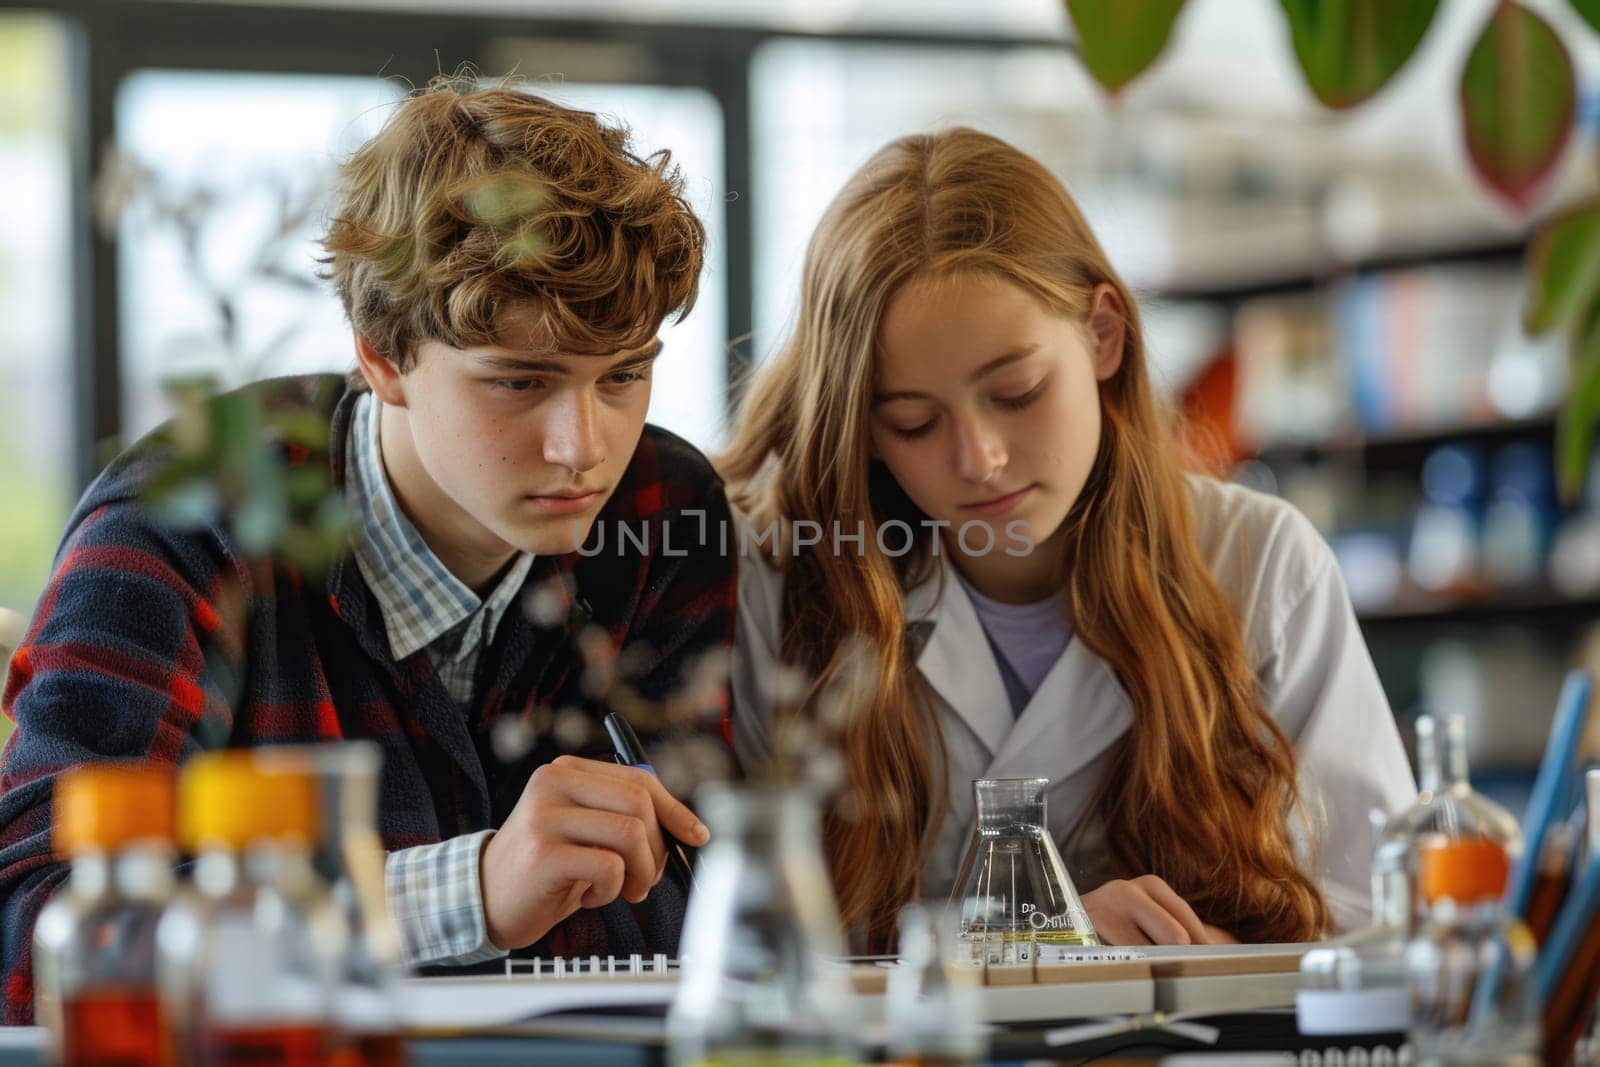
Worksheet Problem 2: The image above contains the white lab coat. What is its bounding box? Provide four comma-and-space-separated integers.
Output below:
730, 475, 1417, 936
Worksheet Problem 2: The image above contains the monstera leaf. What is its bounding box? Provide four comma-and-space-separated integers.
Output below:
1279, 0, 1439, 108
1460, 1, 1576, 210
1065, 0, 1188, 93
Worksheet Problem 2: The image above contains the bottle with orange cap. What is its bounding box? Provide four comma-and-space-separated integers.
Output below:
34, 762, 179, 1067
1405, 835, 1539, 1066
155, 751, 340, 1067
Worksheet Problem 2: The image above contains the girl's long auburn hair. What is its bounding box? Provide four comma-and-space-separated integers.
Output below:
718, 128, 1330, 950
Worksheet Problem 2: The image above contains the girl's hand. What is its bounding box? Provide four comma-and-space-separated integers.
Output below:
1200, 922, 1239, 944
1081, 875, 1210, 946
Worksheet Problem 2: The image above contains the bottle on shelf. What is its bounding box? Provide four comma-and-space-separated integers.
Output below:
1481, 442, 1554, 589
1408, 445, 1485, 597
157, 751, 339, 1067
34, 762, 179, 1067
666, 782, 859, 1066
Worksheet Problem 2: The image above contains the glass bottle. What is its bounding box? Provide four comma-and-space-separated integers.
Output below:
1298, 811, 1413, 1037
258, 744, 405, 1067
34, 763, 178, 1067
883, 903, 986, 1067
1405, 838, 1538, 1067
666, 782, 858, 1067
157, 751, 340, 1067
1380, 715, 1522, 924
947, 778, 1098, 968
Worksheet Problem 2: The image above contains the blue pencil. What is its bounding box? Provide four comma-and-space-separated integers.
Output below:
1471, 671, 1591, 1024
1507, 672, 1593, 921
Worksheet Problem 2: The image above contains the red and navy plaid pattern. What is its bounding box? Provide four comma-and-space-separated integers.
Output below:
0, 375, 737, 1023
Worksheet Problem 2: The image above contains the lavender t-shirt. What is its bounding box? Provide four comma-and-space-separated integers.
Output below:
954, 571, 1072, 717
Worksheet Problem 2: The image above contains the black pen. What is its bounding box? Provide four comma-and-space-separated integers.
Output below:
603, 711, 699, 890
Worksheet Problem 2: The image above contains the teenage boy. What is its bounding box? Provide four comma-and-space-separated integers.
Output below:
0, 81, 735, 1022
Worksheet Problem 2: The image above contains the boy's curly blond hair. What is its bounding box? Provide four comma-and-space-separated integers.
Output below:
323, 77, 705, 375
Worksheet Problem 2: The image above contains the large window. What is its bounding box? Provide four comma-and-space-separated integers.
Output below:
749, 40, 1109, 359
115, 70, 402, 443
520, 82, 728, 451
746, 38, 1284, 398
115, 72, 729, 453
0, 14, 73, 621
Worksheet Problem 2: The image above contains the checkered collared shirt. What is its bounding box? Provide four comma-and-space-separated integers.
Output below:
347, 391, 532, 967
346, 392, 534, 706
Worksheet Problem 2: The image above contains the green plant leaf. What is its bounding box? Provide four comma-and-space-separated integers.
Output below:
1571, 0, 1600, 36
1065, 0, 1189, 93
1559, 306, 1600, 501
1460, 2, 1576, 210
1279, 0, 1439, 109
1525, 200, 1600, 334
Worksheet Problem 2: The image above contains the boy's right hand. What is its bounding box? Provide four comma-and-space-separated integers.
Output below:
479, 754, 710, 951
1081, 875, 1216, 946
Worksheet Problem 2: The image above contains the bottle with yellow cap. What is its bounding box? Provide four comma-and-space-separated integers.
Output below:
34, 762, 179, 1067
255, 743, 406, 1067
1404, 836, 1539, 1066
156, 751, 340, 1067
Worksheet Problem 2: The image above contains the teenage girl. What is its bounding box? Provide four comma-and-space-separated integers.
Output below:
720, 128, 1416, 949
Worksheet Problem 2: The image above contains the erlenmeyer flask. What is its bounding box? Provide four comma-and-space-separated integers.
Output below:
947, 778, 1098, 966
666, 782, 858, 1066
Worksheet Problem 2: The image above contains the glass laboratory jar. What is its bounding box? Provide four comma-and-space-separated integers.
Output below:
667, 782, 858, 1066
948, 777, 1098, 967
883, 902, 986, 1066
1405, 839, 1537, 1067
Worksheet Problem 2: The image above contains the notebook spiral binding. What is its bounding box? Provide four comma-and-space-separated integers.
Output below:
500, 949, 1144, 981
1296, 1044, 1408, 1065
503, 953, 679, 979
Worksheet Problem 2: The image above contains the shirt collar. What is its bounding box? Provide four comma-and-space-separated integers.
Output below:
344, 391, 535, 663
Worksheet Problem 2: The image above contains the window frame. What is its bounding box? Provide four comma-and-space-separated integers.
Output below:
0, 0, 1067, 487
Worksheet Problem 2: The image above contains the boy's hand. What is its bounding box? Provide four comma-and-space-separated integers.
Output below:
479, 755, 710, 951
1081, 875, 1216, 946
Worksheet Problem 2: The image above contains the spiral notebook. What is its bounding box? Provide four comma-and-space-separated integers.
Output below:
397, 943, 1320, 1031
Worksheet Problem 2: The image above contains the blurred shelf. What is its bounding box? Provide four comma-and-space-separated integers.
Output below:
1356, 588, 1600, 627
1255, 412, 1557, 471
1151, 238, 1528, 304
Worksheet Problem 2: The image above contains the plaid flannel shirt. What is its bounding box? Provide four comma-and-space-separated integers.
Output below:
0, 374, 737, 1022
